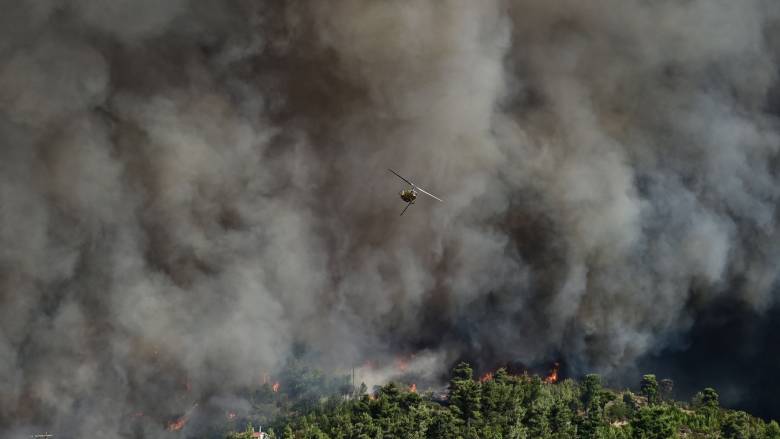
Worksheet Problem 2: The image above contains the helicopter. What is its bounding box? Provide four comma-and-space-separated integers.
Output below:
388, 168, 443, 216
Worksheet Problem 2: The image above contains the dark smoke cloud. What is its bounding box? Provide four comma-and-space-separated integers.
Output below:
1, 0, 780, 435
639, 299, 780, 421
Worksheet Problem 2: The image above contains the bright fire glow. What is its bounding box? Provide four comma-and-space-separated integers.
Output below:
544, 362, 560, 384
409, 383, 417, 393
480, 372, 494, 383
272, 382, 280, 393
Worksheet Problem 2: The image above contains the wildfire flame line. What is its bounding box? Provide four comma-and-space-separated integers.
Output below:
476, 362, 560, 385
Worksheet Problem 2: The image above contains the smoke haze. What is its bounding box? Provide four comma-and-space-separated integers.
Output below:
1, 0, 780, 436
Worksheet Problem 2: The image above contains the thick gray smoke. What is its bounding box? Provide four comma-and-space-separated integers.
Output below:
2, 0, 780, 436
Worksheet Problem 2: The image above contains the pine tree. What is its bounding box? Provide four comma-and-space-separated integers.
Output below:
766, 420, 780, 439
630, 405, 676, 438
524, 377, 551, 439
721, 411, 751, 439
582, 374, 602, 408
448, 362, 482, 427
525, 403, 551, 439
578, 400, 603, 439
640, 375, 658, 405
549, 400, 576, 438
622, 391, 638, 414
701, 387, 719, 408
426, 408, 463, 439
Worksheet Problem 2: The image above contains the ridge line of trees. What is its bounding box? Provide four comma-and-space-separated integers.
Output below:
225, 362, 780, 439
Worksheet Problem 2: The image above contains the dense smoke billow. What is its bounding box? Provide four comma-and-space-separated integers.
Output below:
2, 0, 780, 436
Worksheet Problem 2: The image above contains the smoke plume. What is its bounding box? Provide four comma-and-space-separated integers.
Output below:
2, 0, 780, 435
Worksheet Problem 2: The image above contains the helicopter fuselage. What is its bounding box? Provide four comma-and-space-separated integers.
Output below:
400, 188, 417, 203
388, 169, 441, 215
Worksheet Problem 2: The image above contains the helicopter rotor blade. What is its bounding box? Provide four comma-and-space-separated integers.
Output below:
414, 186, 443, 202
388, 168, 413, 186
400, 202, 412, 216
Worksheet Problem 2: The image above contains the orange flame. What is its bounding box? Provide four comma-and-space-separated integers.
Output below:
409, 383, 417, 393
272, 382, 280, 393
167, 417, 187, 431
166, 404, 197, 432
480, 372, 494, 383
544, 362, 560, 384
395, 357, 409, 372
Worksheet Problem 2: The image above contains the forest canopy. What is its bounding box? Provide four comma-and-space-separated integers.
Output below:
224, 362, 780, 439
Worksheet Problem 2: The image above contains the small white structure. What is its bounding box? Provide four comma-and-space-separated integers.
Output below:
229, 423, 269, 439
250, 426, 268, 439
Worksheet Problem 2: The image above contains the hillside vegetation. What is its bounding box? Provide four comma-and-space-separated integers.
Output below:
227, 363, 779, 439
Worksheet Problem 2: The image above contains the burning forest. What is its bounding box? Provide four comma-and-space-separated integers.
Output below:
2, 0, 780, 437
